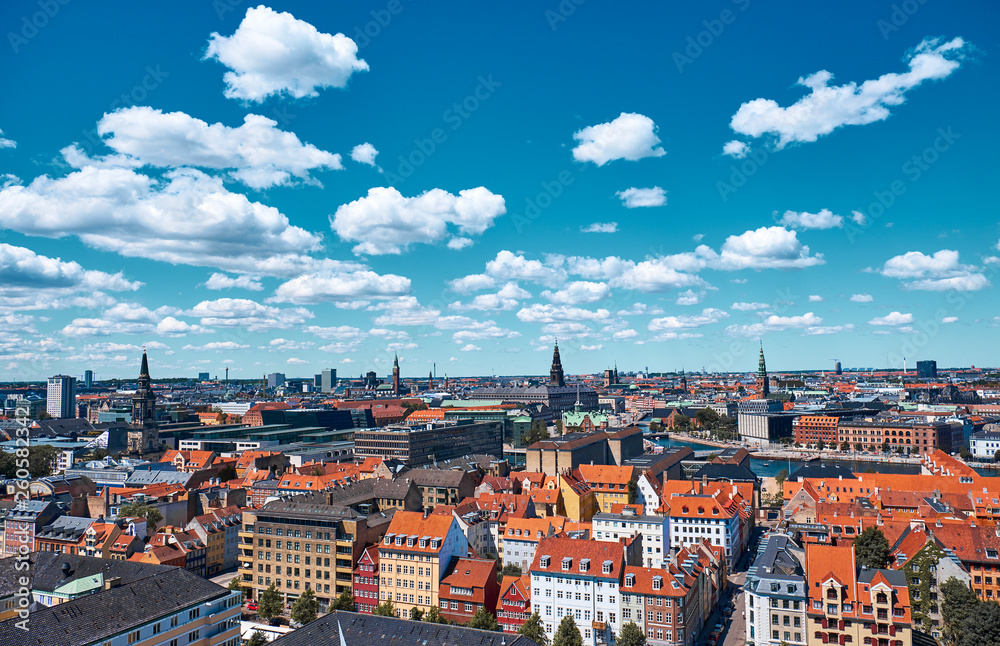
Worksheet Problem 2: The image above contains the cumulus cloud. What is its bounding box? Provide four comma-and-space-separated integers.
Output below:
572, 113, 665, 166
541, 281, 610, 305
714, 226, 824, 269
616, 186, 666, 208
485, 251, 566, 288
449, 283, 531, 312
270, 269, 411, 304
350, 142, 379, 166
516, 304, 611, 324
0, 166, 328, 276
648, 308, 729, 331
725, 312, 824, 337
452, 324, 520, 343
727, 37, 968, 150
448, 273, 496, 294
460, 344, 481, 352
580, 344, 603, 351
777, 208, 844, 230
182, 341, 249, 351
204, 273, 263, 291
722, 140, 747, 158
850, 293, 873, 303
868, 311, 914, 326
186, 298, 313, 331
675, 289, 704, 305
731, 302, 769, 311
808, 295, 824, 302
205, 6, 368, 102
0, 129, 15, 149
941, 316, 959, 323
581, 222, 618, 233
61, 304, 201, 338
877, 249, 989, 291
331, 186, 505, 255
88, 107, 342, 189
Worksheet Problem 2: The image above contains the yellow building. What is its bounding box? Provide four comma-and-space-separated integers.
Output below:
558, 472, 599, 522
576, 464, 636, 513
378, 511, 469, 618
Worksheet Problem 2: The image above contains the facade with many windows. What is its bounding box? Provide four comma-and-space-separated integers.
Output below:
594, 509, 669, 569
745, 534, 807, 646
353, 545, 380, 614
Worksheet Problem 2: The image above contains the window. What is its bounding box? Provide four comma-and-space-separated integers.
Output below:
128, 631, 140, 644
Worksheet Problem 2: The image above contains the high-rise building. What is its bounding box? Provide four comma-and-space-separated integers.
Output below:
917, 360, 937, 379
128, 351, 159, 453
834, 360, 842, 375
756, 343, 770, 398
46, 375, 76, 419
198, 371, 210, 381
321, 368, 336, 393
266, 372, 286, 388
392, 355, 401, 394
83, 369, 94, 388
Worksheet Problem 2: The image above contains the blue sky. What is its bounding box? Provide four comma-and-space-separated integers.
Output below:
1, 0, 998, 381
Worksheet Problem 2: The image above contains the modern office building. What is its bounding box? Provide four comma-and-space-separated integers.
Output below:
353, 420, 503, 467
84, 369, 94, 388
46, 374, 77, 419
266, 372, 286, 388
321, 368, 337, 393
916, 360, 938, 379
198, 372, 211, 381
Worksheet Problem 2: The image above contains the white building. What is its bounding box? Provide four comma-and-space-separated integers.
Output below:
665, 492, 743, 568
530, 536, 625, 646
744, 534, 807, 646
636, 473, 661, 515
46, 374, 77, 419
594, 509, 669, 569
970, 426, 1000, 461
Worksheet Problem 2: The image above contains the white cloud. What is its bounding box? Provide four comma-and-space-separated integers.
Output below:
648, 308, 729, 331
722, 140, 747, 158
571, 113, 666, 166
850, 211, 867, 226
205, 6, 368, 102
878, 249, 989, 291
613, 329, 638, 339
941, 316, 959, 323
286, 357, 309, 365
486, 251, 566, 287
868, 311, 914, 326
446, 237, 474, 250
0, 129, 15, 149
725, 312, 824, 337
331, 186, 505, 255
580, 344, 603, 351
516, 304, 611, 324
187, 298, 313, 331
182, 341, 249, 351
449, 283, 531, 312
612, 258, 710, 293
460, 344, 481, 352
731, 302, 769, 311
448, 274, 496, 294
714, 226, 824, 269
0, 166, 327, 276
808, 294, 824, 302
0, 243, 141, 293
850, 293, 874, 303
803, 324, 855, 335
270, 269, 410, 304
727, 37, 968, 149
616, 186, 666, 208
616, 303, 664, 316
89, 107, 342, 189
61, 304, 201, 338
204, 273, 263, 291
304, 325, 365, 340
675, 289, 704, 306
581, 222, 618, 233
777, 208, 844, 230
268, 338, 314, 351
350, 142, 379, 166
452, 325, 520, 343
541, 281, 610, 305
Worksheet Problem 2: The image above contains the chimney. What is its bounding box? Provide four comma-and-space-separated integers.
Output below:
61, 562, 71, 578
105, 576, 122, 590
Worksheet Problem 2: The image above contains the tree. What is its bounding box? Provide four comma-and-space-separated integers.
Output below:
498, 563, 522, 581
228, 576, 248, 600
552, 615, 583, 646
959, 446, 973, 461
217, 465, 237, 482
627, 478, 638, 504
330, 590, 356, 611
372, 600, 396, 617
881, 440, 890, 454
257, 584, 283, 622
775, 469, 788, 488
518, 611, 549, 645
116, 502, 164, 532
817, 439, 826, 451
705, 453, 718, 461
246, 632, 268, 646
853, 527, 890, 569
958, 598, 1000, 646
290, 588, 319, 626
855, 442, 865, 452
841, 441, 850, 452
468, 606, 500, 631
617, 621, 646, 646
672, 414, 690, 430
994, 449, 1000, 463
554, 419, 564, 436
424, 606, 449, 624
409, 607, 424, 621
942, 576, 978, 644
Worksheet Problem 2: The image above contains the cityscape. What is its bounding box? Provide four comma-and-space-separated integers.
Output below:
1, 3, 999, 646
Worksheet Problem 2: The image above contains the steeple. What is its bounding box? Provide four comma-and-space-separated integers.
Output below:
392, 353, 400, 395
756, 342, 770, 398
139, 349, 149, 378
549, 340, 565, 387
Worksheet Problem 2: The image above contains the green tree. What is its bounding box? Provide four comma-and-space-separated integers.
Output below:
942, 576, 978, 644
695, 408, 721, 428
994, 449, 1000, 463
617, 621, 646, 646
958, 598, 1000, 646
817, 439, 826, 451
518, 611, 549, 645
672, 414, 690, 430
372, 600, 396, 617
552, 615, 583, 646
881, 440, 890, 454
246, 632, 268, 646
424, 606, 449, 624
775, 469, 788, 488
627, 478, 638, 504
290, 588, 319, 626
117, 502, 164, 532
468, 606, 500, 631
498, 563, 522, 581
257, 584, 283, 622
228, 576, 248, 600
554, 419, 564, 436
959, 446, 973, 461
409, 607, 424, 621
330, 590, 356, 611
217, 464, 237, 481
840, 441, 850, 452
853, 527, 890, 569
854, 443, 865, 452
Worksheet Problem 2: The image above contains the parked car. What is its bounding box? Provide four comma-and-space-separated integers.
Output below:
247, 601, 259, 612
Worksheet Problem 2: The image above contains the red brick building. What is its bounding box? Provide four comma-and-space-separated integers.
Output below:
438, 557, 500, 624
354, 545, 380, 614
793, 415, 840, 446
497, 574, 531, 634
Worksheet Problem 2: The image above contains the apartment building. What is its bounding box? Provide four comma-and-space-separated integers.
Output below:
665, 492, 744, 569
837, 419, 960, 455
407, 469, 476, 509
745, 534, 808, 646
594, 508, 669, 569
2, 500, 58, 556
497, 574, 532, 634
576, 465, 636, 514
353, 420, 502, 467
438, 557, 500, 624
185, 506, 243, 575
793, 416, 841, 446
502, 516, 565, 571
804, 543, 912, 646
353, 546, 379, 614
378, 510, 469, 618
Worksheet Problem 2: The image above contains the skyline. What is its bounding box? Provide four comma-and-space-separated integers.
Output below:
2, 1, 999, 380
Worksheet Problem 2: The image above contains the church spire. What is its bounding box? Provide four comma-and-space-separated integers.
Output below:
139, 348, 149, 378
549, 340, 565, 387
756, 342, 770, 398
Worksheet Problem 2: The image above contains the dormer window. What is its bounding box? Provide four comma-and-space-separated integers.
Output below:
395, 536, 404, 546
579, 559, 590, 572
602, 560, 613, 574
625, 573, 635, 587
419, 538, 428, 548
652, 576, 662, 590
540, 555, 550, 568
562, 557, 573, 571
431, 539, 440, 549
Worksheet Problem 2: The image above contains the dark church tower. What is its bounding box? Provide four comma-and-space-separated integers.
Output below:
428, 370, 434, 391
128, 350, 158, 453
756, 343, 770, 398
392, 354, 401, 395
549, 342, 565, 387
